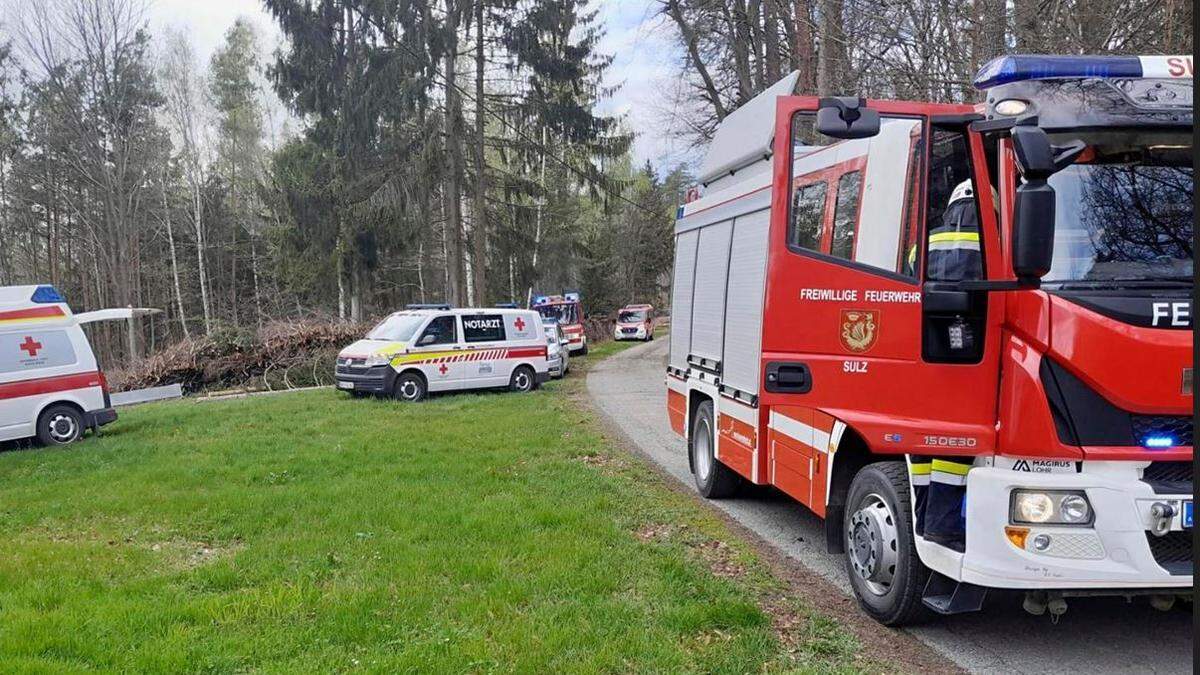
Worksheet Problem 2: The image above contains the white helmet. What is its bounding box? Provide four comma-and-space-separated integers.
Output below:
949, 179, 999, 211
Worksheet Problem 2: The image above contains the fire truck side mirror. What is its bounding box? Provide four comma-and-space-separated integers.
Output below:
1012, 182, 1056, 282
815, 97, 881, 139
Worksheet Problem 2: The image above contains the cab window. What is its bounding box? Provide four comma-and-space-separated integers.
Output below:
789, 182, 827, 251
462, 315, 505, 343
417, 315, 458, 346
830, 171, 862, 260
924, 129, 984, 282
789, 113, 924, 279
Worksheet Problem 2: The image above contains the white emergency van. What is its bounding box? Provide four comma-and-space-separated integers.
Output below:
0, 285, 118, 446
334, 307, 550, 401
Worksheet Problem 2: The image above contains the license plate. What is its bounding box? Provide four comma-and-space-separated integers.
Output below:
1183, 501, 1193, 529
337, 381, 354, 390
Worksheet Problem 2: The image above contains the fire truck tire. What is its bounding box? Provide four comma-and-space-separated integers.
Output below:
580, 343, 589, 356
37, 404, 84, 446
393, 372, 427, 402
509, 365, 536, 393
690, 400, 741, 499
844, 461, 930, 626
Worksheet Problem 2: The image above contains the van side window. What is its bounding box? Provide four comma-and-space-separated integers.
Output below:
789, 182, 827, 251
830, 171, 862, 260
462, 315, 505, 343
418, 315, 457, 346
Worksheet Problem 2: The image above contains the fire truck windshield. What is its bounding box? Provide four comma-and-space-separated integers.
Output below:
366, 313, 426, 341
537, 303, 578, 324
1042, 130, 1192, 287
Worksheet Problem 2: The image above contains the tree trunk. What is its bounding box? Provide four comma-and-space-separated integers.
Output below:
161, 172, 189, 339
793, 0, 817, 94
443, 9, 466, 307
763, 0, 782, 82
816, 0, 846, 95
471, 0, 488, 306
192, 178, 212, 334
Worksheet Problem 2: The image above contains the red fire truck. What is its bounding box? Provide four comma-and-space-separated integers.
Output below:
532, 292, 587, 355
666, 55, 1193, 624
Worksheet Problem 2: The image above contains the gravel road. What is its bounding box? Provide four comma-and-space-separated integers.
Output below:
586, 338, 1193, 674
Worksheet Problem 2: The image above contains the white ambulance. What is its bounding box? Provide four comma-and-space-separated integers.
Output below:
334, 307, 550, 401
0, 285, 118, 446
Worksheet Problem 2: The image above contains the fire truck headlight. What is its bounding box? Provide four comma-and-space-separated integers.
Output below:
1010, 490, 1093, 526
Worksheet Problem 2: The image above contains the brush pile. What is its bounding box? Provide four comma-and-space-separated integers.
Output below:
112, 320, 369, 394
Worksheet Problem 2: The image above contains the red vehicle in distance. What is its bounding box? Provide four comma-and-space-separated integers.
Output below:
614, 304, 654, 342
533, 292, 587, 355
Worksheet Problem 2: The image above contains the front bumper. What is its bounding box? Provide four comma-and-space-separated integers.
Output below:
84, 407, 118, 429
614, 327, 646, 340
920, 464, 1192, 590
334, 364, 395, 394
566, 335, 586, 352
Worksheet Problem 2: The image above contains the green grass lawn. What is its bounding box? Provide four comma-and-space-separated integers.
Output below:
0, 345, 859, 673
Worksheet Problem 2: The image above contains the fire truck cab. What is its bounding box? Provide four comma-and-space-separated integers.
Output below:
0, 285, 118, 446
533, 293, 587, 355
667, 55, 1193, 624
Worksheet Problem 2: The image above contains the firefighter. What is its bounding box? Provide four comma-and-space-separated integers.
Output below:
908, 180, 994, 551
907, 179, 995, 279
911, 455, 972, 551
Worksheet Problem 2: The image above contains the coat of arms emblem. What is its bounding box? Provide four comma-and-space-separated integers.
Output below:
840, 309, 879, 353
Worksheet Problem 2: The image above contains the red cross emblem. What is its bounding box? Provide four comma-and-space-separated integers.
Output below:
438, 363, 449, 376
513, 316, 526, 332
19, 336, 42, 357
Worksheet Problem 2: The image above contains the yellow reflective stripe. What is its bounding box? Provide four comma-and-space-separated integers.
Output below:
928, 231, 980, 244
931, 459, 972, 475
910, 463, 932, 475
390, 350, 457, 365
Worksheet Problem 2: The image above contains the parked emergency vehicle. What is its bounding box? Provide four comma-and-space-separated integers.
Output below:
0, 285, 119, 446
666, 55, 1193, 624
334, 307, 549, 401
532, 293, 587, 354
614, 304, 655, 341
543, 320, 570, 378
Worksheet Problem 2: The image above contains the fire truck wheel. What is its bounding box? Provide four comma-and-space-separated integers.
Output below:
689, 400, 741, 499
509, 365, 536, 393
37, 404, 84, 446
580, 343, 589, 356
393, 372, 427, 402
844, 462, 930, 626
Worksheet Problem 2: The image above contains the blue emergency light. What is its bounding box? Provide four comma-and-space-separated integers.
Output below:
564, 292, 581, 303
1143, 435, 1175, 449
974, 55, 1145, 90
30, 285, 65, 303
533, 295, 549, 305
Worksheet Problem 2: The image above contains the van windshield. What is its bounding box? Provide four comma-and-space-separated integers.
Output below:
1043, 131, 1192, 286
366, 314, 426, 342
619, 310, 647, 323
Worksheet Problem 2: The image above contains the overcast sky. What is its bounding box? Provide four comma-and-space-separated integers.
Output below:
144, 0, 698, 171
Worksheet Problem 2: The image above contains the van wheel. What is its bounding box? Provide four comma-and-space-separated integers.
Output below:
689, 400, 741, 498
393, 372, 427, 402
509, 365, 535, 393
844, 462, 930, 626
38, 404, 84, 446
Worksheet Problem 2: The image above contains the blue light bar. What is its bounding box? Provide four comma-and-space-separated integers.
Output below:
30, 285, 65, 303
974, 55, 1144, 90
1143, 436, 1175, 449
533, 295, 549, 305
